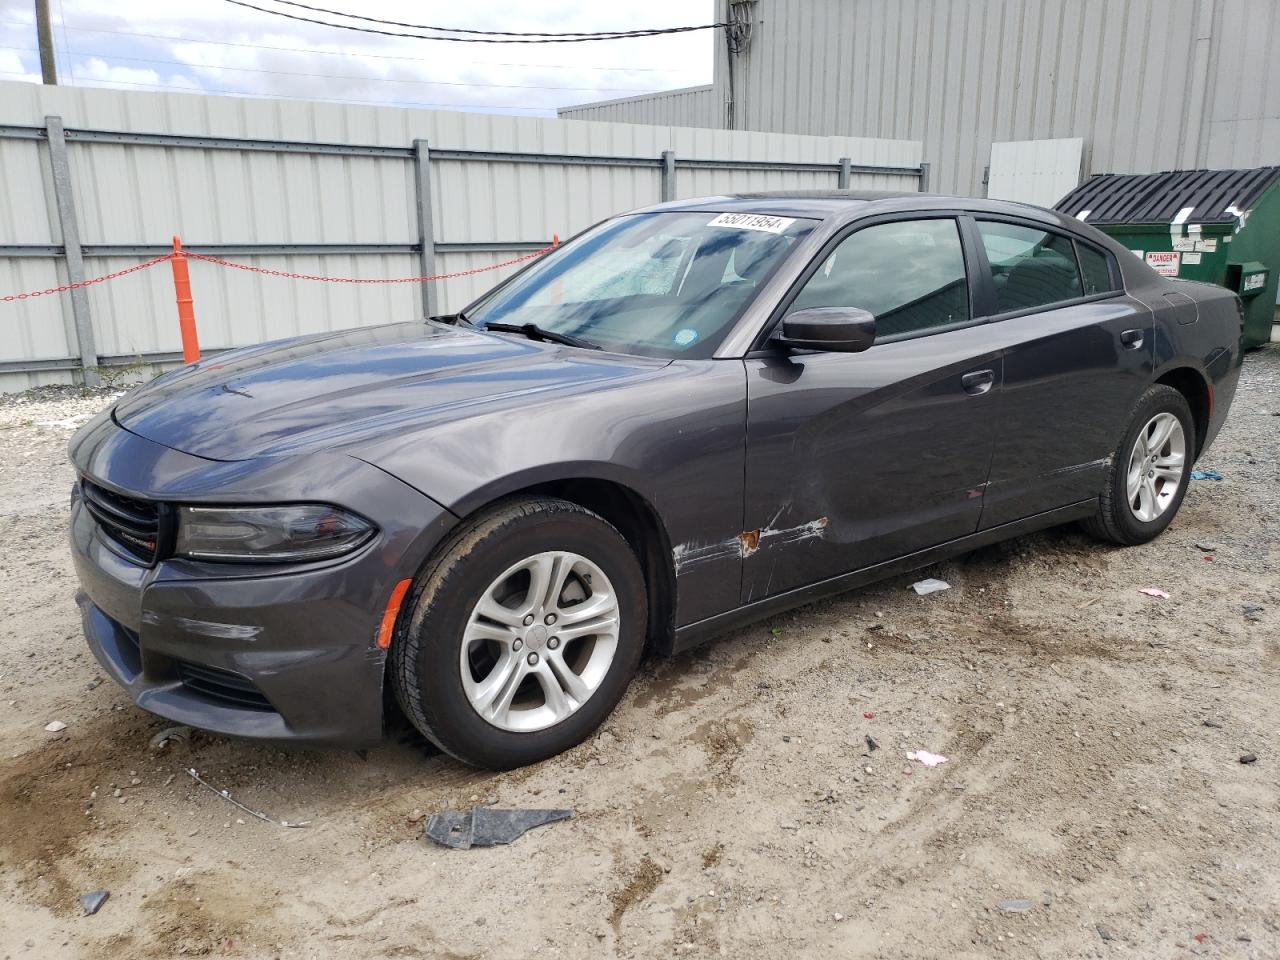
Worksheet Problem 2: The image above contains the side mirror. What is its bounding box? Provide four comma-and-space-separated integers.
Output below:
773, 306, 876, 353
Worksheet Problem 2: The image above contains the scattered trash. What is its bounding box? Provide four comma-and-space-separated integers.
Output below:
865, 735, 879, 752
1095, 923, 1116, 942
44, 720, 67, 733
1239, 753, 1258, 765
1138, 587, 1170, 599
79, 890, 109, 916
911, 578, 951, 596
906, 750, 948, 767
863, 712, 875, 720
998, 899, 1033, 913
1195, 543, 1217, 553
1203, 555, 1214, 562
425, 806, 570, 850
1193, 933, 1208, 944
1242, 604, 1264, 622
149, 726, 193, 751
1202, 719, 1223, 729
1190, 469, 1223, 480
185, 768, 310, 828
86, 678, 103, 690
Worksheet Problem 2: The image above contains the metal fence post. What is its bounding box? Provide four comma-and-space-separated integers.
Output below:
837, 157, 852, 189
44, 115, 99, 386
660, 150, 676, 202
412, 138, 439, 318
918, 161, 931, 193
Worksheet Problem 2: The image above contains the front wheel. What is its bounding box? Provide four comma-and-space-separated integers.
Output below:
1082, 384, 1195, 546
391, 497, 647, 769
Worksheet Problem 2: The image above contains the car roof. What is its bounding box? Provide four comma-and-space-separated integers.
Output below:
636, 190, 1083, 232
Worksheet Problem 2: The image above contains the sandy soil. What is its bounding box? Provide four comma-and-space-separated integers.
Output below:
1, 348, 1277, 960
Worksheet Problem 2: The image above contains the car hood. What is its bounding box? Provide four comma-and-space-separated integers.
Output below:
113, 322, 670, 461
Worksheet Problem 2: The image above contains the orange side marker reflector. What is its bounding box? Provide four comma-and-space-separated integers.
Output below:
377, 578, 413, 649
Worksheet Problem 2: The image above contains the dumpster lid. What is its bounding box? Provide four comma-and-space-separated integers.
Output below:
1055, 166, 1280, 226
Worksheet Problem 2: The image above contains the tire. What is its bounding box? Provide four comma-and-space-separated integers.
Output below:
1082, 384, 1196, 546
391, 496, 647, 770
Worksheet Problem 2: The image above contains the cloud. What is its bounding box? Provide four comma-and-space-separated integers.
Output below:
0, 0, 715, 115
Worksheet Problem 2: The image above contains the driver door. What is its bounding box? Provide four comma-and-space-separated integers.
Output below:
741, 216, 1003, 602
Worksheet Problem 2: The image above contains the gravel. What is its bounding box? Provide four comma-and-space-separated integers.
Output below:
1, 347, 1278, 959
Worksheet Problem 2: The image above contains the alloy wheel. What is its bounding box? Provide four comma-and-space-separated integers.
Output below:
460, 551, 620, 732
1125, 412, 1186, 523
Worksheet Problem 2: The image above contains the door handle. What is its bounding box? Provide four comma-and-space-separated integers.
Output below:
1120, 328, 1145, 349
961, 369, 995, 396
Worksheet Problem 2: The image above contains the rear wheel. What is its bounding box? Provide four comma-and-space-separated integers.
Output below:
391, 497, 646, 769
1082, 384, 1194, 545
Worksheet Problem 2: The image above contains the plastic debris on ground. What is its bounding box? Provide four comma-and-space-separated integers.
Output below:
906, 750, 948, 767
1240, 753, 1258, 765
1190, 469, 1223, 480
424, 807, 570, 850
911, 578, 951, 596
865, 735, 880, 752
80, 890, 109, 916
149, 725, 193, 751
186, 768, 310, 828
998, 899, 1033, 912
1138, 587, 1170, 599
44, 720, 67, 732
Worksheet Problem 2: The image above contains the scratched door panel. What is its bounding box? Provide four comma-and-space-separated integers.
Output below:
740, 325, 1004, 604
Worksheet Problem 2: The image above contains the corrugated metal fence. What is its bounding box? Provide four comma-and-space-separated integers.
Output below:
0, 81, 923, 392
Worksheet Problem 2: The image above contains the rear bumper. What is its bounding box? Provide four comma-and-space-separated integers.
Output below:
68, 419, 455, 746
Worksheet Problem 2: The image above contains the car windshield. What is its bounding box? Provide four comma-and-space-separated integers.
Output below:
467, 211, 817, 358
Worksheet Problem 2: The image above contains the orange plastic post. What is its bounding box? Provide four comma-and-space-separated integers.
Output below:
552, 233, 559, 247
170, 235, 200, 363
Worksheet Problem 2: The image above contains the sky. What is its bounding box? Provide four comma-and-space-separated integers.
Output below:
0, 0, 716, 116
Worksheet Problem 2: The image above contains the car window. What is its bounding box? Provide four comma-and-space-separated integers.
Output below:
788, 219, 970, 337
977, 221, 1082, 313
468, 211, 815, 359
1077, 242, 1120, 295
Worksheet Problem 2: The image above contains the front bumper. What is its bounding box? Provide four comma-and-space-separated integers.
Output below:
69, 417, 455, 745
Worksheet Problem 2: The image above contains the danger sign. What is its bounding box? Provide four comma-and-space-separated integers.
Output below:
1145, 251, 1181, 277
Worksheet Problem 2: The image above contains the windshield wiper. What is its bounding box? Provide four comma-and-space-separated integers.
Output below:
428, 310, 472, 327
483, 322, 599, 350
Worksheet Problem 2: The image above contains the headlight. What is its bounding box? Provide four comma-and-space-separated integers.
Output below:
174, 504, 375, 562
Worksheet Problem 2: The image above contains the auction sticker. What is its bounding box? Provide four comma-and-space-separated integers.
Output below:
707, 212, 796, 234
1145, 251, 1181, 277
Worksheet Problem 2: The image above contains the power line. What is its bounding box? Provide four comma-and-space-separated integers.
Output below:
0, 18, 708, 74
260, 0, 728, 38
0, 43, 673, 94
221, 0, 725, 44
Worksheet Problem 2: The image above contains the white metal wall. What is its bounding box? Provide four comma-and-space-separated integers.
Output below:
0, 80, 921, 392
561, 0, 1280, 199
557, 85, 721, 127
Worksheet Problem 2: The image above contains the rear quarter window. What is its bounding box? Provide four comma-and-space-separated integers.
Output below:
1077, 243, 1121, 295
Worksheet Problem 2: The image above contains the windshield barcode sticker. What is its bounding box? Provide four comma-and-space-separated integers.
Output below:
707, 212, 796, 234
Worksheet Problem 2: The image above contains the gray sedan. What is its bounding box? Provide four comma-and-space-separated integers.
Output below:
69, 191, 1242, 768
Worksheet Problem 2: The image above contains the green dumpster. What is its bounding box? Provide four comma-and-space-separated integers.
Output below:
1056, 166, 1280, 348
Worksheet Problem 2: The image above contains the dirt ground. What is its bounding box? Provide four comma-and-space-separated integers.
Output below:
0, 348, 1277, 960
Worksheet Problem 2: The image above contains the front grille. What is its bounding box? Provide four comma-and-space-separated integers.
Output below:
81, 479, 161, 563
177, 661, 275, 712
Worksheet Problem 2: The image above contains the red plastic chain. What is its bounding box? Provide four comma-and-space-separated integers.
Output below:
183, 244, 555, 283
1, 243, 556, 302
1, 254, 174, 302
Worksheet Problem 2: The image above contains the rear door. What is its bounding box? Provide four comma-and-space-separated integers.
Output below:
972, 218, 1155, 527
740, 215, 1003, 602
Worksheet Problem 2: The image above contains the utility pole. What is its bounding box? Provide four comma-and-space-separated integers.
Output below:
35, 0, 58, 85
